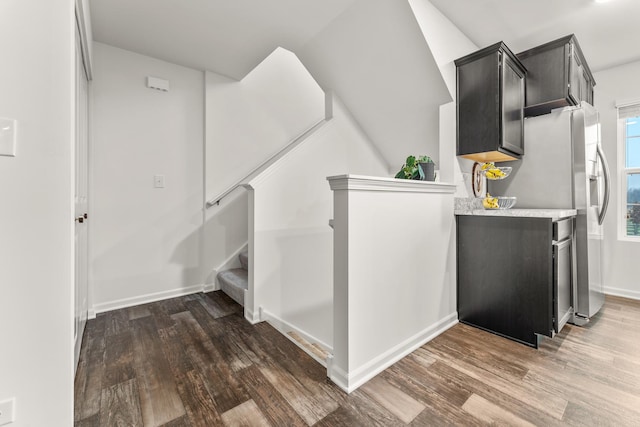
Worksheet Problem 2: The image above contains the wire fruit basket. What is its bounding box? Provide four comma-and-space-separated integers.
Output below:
483, 196, 517, 210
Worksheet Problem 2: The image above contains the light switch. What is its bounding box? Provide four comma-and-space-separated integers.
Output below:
0, 398, 15, 425
154, 175, 165, 188
0, 118, 17, 157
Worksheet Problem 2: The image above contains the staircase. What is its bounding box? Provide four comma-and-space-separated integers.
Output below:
218, 248, 332, 367
217, 250, 248, 306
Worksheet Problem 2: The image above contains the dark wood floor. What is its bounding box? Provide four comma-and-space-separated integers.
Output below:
75, 292, 640, 426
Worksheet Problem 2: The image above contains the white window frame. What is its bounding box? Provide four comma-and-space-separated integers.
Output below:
617, 101, 640, 241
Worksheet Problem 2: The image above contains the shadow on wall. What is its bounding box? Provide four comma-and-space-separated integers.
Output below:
201, 189, 249, 286
276, 227, 334, 346
92, 190, 204, 302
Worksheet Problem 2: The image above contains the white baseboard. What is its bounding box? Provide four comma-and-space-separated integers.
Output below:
203, 283, 216, 293
330, 313, 459, 394
244, 306, 262, 324
88, 308, 96, 320
93, 284, 206, 314
604, 286, 640, 301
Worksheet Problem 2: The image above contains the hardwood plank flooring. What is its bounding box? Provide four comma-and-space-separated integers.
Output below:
99, 379, 143, 426
75, 293, 640, 426
360, 376, 425, 423
131, 316, 186, 426
220, 399, 271, 427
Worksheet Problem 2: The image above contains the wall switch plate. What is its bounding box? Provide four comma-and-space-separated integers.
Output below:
0, 398, 15, 425
0, 118, 17, 157
154, 175, 165, 188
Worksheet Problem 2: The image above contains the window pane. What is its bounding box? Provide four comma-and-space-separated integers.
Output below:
627, 117, 640, 137
626, 117, 640, 168
626, 136, 640, 168
627, 173, 640, 237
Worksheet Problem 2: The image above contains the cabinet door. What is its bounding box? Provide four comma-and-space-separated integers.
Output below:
553, 238, 572, 333
457, 51, 501, 157
569, 43, 583, 105
457, 216, 552, 347
518, 45, 566, 110
501, 54, 525, 156
584, 70, 594, 106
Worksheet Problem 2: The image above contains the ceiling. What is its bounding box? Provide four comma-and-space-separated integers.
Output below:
90, 0, 358, 80
91, 0, 640, 78
429, 0, 640, 73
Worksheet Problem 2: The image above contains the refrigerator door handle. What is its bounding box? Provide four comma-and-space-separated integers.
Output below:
596, 143, 611, 225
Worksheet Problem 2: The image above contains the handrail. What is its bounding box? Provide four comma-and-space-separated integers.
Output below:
206, 118, 328, 208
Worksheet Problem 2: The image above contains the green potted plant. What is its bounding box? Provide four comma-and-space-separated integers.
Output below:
394, 155, 435, 181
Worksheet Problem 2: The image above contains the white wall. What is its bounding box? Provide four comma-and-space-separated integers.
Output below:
90, 42, 205, 311
409, 0, 479, 196
299, 0, 451, 170
203, 48, 325, 284
0, 0, 75, 425
205, 48, 325, 199
408, 0, 478, 98
594, 60, 640, 299
247, 95, 389, 347
328, 175, 457, 392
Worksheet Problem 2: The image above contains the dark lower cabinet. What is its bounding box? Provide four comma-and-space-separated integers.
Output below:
456, 215, 573, 347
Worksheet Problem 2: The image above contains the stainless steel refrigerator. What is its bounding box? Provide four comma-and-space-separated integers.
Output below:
490, 102, 611, 324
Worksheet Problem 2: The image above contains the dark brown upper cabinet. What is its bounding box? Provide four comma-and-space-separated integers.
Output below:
517, 34, 595, 117
455, 42, 526, 163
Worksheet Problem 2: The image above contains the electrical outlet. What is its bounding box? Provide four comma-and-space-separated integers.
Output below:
0, 398, 15, 425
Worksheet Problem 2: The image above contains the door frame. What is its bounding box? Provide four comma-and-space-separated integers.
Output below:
73, 0, 93, 373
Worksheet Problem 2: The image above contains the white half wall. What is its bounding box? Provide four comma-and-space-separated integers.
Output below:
247, 95, 389, 347
328, 175, 458, 392
0, 0, 75, 425
90, 42, 205, 311
595, 60, 640, 299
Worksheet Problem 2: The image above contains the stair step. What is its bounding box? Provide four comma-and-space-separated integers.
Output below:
217, 268, 248, 306
287, 331, 330, 363
239, 250, 249, 271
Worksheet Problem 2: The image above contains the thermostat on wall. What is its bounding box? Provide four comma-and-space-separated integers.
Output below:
146, 76, 170, 92
0, 117, 17, 157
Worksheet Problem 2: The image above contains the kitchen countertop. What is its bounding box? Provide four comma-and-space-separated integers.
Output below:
455, 208, 577, 221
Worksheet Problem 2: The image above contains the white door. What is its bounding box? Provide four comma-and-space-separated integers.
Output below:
74, 21, 89, 371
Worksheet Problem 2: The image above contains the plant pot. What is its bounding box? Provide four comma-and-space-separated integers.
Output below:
419, 162, 435, 181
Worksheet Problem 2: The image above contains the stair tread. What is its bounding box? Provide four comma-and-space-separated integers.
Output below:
217, 268, 248, 290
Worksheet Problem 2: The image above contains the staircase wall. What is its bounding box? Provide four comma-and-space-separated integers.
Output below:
203, 48, 326, 286
246, 94, 389, 348
298, 0, 451, 170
